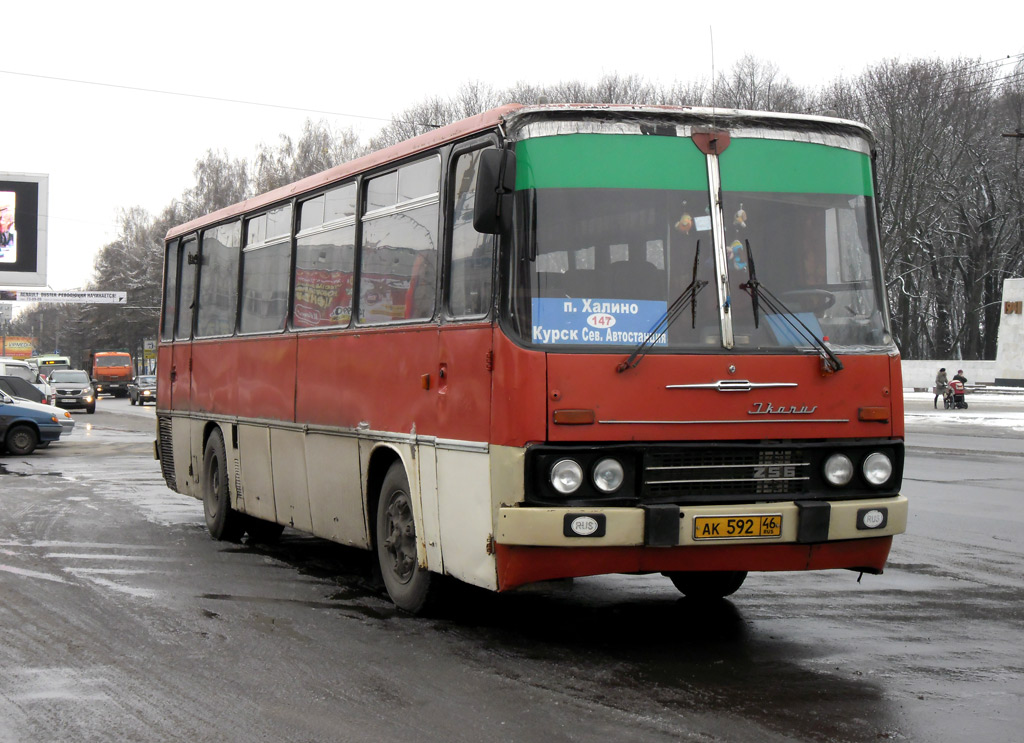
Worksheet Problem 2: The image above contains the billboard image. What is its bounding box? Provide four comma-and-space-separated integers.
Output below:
0, 172, 48, 287
0, 191, 16, 262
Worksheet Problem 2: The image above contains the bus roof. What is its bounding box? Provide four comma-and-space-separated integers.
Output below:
165, 102, 873, 241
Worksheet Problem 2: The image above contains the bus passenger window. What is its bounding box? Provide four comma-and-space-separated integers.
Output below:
161, 238, 179, 341
240, 206, 292, 334
359, 157, 440, 324
196, 221, 241, 337
448, 148, 493, 317
175, 236, 198, 341
295, 184, 356, 329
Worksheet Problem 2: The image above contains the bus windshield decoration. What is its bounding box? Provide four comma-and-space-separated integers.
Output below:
155, 104, 907, 613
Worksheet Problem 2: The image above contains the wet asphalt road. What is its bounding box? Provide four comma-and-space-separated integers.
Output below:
1, 396, 1021, 742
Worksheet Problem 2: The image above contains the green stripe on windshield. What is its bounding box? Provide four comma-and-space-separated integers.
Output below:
514, 133, 874, 196
515, 134, 708, 190
719, 139, 874, 196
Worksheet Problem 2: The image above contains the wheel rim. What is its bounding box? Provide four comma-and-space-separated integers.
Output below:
10, 430, 32, 452
382, 491, 416, 584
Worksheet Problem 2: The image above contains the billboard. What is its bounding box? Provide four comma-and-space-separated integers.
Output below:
0, 172, 48, 287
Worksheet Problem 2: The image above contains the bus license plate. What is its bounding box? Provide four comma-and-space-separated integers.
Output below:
693, 514, 782, 541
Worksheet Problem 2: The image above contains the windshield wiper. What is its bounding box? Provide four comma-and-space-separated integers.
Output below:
617, 240, 708, 373
739, 239, 843, 374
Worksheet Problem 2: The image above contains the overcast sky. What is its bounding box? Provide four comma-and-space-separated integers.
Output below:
3, 0, 1022, 293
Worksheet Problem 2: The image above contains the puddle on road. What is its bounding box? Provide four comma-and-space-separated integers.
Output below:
0, 462, 64, 478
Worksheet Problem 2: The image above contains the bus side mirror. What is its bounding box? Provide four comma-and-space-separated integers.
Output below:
473, 149, 515, 235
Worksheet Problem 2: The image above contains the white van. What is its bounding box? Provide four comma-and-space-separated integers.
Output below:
0, 357, 55, 404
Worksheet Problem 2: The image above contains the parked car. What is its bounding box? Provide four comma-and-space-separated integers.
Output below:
2, 395, 75, 443
47, 369, 96, 414
0, 357, 54, 403
0, 375, 50, 405
0, 390, 64, 455
128, 375, 157, 405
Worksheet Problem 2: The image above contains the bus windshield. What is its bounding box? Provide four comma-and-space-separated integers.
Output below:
506, 133, 891, 353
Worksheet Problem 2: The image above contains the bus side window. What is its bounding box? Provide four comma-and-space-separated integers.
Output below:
359, 157, 440, 324
448, 147, 493, 317
161, 238, 179, 341
195, 221, 241, 337
240, 206, 292, 334
174, 236, 198, 341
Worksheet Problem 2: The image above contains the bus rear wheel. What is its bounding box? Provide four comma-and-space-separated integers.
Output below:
201, 430, 245, 542
665, 570, 747, 599
376, 462, 433, 613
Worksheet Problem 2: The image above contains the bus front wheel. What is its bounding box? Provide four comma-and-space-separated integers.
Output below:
376, 462, 433, 613
202, 430, 245, 542
665, 570, 747, 599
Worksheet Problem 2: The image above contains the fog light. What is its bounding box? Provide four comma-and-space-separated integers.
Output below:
550, 459, 583, 494
862, 452, 893, 486
824, 453, 854, 486
593, 458, 624, 493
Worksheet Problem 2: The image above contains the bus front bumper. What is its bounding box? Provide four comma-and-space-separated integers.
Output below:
494, 495, 907, 590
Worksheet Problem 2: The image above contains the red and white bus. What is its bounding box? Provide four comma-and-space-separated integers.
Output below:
156, 104, 907, 612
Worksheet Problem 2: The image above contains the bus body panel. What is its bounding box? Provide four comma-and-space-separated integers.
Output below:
237, 424, 278, 522
304, 432, 368, 547
156, 346, 173, 409
190, 339, 239, 415
169, 343, 191, 411
435, 442, 497, 589
490, 331, 547, 448
545, 353, 898, 442
435, 323, 493, 443
270, 427, 314, 532
888, 354, 906, 437
295, 329, 437, 435
237, 336, 297, 422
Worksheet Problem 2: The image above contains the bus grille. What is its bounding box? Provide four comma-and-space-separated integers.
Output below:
157, 416, 176, 491
643, 446, 810, 502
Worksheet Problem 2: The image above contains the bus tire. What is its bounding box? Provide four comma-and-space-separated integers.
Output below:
5, 425, 39, 456
665, 570, 747, 599
201, 429, 244, 542
376, 461, 433, 613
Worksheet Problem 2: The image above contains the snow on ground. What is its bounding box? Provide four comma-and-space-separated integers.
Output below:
902, 390, 1024, 434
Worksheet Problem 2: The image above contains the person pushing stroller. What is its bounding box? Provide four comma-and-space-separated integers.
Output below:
934, 367, 948, 409
945, 369, 968, 409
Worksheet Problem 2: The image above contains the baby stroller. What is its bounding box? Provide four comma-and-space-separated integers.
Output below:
944, 379, 968, 409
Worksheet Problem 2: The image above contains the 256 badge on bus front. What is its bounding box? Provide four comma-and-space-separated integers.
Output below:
693, 514, 783, 541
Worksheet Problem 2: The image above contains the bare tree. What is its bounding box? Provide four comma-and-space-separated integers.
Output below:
713, 54, 805, 111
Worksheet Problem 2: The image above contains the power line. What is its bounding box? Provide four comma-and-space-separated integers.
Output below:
0, 67, 412, 127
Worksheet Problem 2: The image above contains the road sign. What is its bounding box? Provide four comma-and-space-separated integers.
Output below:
1, 290, 127, 304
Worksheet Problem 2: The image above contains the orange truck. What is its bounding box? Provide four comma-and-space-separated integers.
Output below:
90, 351, 133, 397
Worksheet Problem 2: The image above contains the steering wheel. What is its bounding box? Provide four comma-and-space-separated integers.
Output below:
778, 289, 836, 312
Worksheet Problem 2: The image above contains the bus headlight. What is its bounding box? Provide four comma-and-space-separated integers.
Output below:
550, 459, 583, 494
824, 453, 854, 486
592, 458, 625, 493
862, 452, 893, 486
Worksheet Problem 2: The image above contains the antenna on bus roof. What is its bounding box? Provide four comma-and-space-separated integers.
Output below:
709, 25, 717, 123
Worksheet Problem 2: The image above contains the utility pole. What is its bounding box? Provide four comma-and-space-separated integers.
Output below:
1002, 129, 1024, 138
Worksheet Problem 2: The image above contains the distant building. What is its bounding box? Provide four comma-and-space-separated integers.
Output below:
995, 278, 1024, 387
